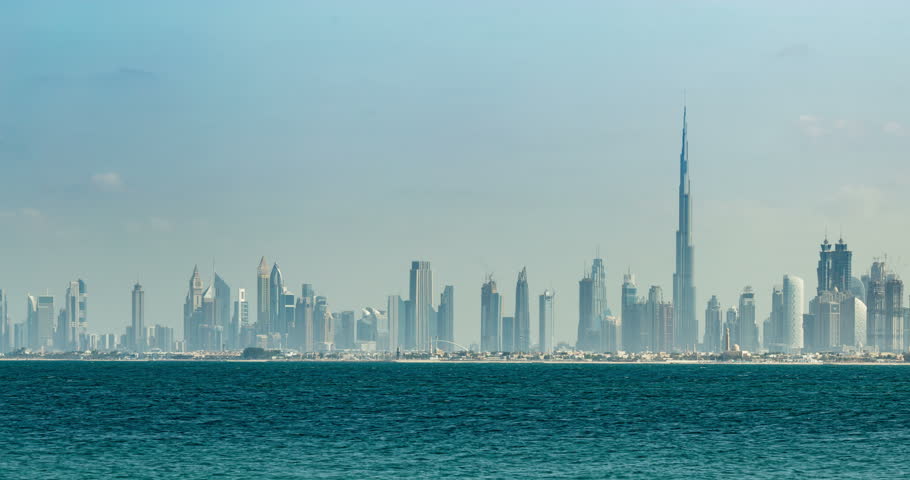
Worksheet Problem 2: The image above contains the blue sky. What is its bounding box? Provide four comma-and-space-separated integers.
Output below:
2, 1, 910, 345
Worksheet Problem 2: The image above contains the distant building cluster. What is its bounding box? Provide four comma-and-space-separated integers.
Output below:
1, 107, 908, 357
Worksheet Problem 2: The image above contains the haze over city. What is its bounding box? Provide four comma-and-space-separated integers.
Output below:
2, 1, 910, 348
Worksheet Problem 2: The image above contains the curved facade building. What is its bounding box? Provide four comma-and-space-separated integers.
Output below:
783, 274, 804, 353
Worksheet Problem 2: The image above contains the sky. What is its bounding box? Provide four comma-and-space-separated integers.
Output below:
2, 1, 910, 346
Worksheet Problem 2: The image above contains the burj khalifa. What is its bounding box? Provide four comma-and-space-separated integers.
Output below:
673, 106, 697, 351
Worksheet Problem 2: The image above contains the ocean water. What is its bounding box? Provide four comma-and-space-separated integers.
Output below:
1, 362, 909, 479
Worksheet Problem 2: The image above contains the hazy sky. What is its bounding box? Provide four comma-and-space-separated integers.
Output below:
2, 1, 910, 346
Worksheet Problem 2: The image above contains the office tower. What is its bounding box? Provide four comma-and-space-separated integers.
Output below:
269, 262, 285, 335
201, 284, 219, 350
816, 237, 852, 296
131, 283, 145, 351
408, 261, 433, 352
295, 292, 314, 352
151, 324, 175, 351
646, 286, 673, 352
232, 288, 249, 348
673, 106, 697, 352
513, 268, 530, 353
621, 271, 646, 353
592, 257, 609, 319
437, 286, 455, 352
387, 294, 404, 353
703, 295, 722, 353
782, 275, 804, 353
765, 286, 784, 351
358, 308, 383, 346
601, 315, 620, 353
62, 279, 87, 351
481, 276, 502, 352
539, 290, 555, 354
839, 295, 867, 349
501, 316, 515, 352
884, 275, 904, 352
577, 273, 596, 351
213, 273, 232, 346
183, 266, 205, 351
725, 308, 737, 347
26, 295, 37, 349
257, 257, 270, 334
55, 308, 67, 351
806, 291, 842, 352
334, 311, 355, 350
0, 289, 8, 353
35, 294, 55, 350
736, 287, 758, 352
313, 296, 333, 351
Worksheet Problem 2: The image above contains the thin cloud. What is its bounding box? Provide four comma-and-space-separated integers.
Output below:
91, 172, 124, 191
798, 114, 826, 137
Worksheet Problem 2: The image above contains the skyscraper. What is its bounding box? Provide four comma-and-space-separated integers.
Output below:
35, 294, 55, 351
387, 294, 404, 353
646, 286, 673, 352
513, 268, 530, 353
62, 279, 87, 351
409, 261, 433, 352
232, 288, 249, 348
621, 271, 645, 353
782, 274, 804, 353
577, 274, 595, 351
736, 286, 758, 352
131, 283, 145, 352
256, 257, 270, 334
673, 106, 697, 351
437, 286, 455, 352
816, 237, 852, 296
703, 295, 722, 353
480, 276, 502, 352
592, 258, 608, 320
213, 273, 232, 344
538, 290, 555, 354
295, 288, 315, 352
269, 262, 285, 334
501, 316, 515, 353
183, 266, 204, 351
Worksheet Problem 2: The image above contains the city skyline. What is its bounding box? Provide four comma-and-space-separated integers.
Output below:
3, 2, 910, 347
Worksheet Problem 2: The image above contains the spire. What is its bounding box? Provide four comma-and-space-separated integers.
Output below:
258, 256, 268, 275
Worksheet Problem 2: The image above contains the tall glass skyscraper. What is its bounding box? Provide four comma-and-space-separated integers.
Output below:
409, 261, 433, 352
256, 257, 270, 334
480, 277, 502, 353
513, 268, 530, 353
673, 106, 697, 352
538, 290, 555, 354
782, 274, 804, 353
131, 283, 145, 351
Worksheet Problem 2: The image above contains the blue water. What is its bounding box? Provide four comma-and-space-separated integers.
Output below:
1, 362, 909, 479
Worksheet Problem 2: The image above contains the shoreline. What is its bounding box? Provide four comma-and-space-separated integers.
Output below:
1, 358, 907, 366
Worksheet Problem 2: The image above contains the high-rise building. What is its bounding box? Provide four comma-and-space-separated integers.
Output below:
213, 273, 232, 345
295, 288, 315, 352
256, 257, 270, 334
884, 275, 904, 352
592, 257, 609, 320
35, 294, 55, 351
269, 262, 285, 334
673, 106, 697, 352
782, 275, 804, 353
409, 261, 433, 352
183, 266, 205, 351
501, 316, 515, 353
60, 279, 87, 351
621, 271, 645, 353
765, 286, 784, 351
480, 277, 502, 352
387, 294, 404, 353
816, 237, 852, 296
437, 286, 455, 352
334, 311, 356, 350
232, 288, 249, 349
131, 283, 145, 352
538, 290, 555, 354
703, 295, 722, 353
313, 296, 333, 352
577, 274, 596, 351
736, 287, 759, 352
646, 286, 673, 352
864, 261, 903, 352
513, 268, 530, 353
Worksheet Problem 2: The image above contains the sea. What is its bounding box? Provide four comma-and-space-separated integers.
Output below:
1, 362, 909, 479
